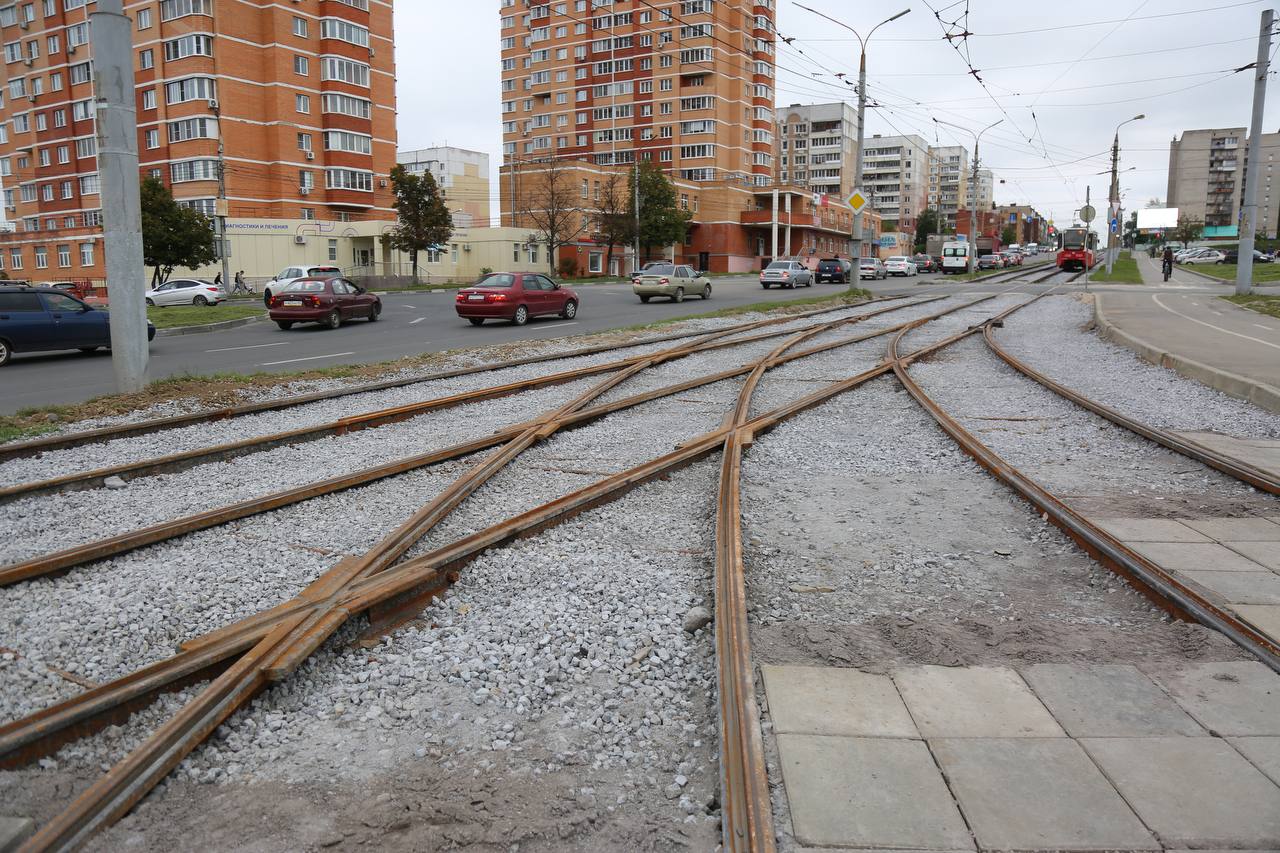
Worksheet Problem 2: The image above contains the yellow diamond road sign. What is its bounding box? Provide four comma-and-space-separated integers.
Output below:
847, 189, 868, 215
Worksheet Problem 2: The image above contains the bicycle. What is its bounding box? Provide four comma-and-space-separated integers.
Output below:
1162, 259, 1173, 282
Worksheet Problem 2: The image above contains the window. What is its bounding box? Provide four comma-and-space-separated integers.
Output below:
321, 57, 369, 87
3, 42, 19, 64
160, 0, 211, 19
324, 130, 372, 154
176, 198, 216, 217
299, 170, 314, 189
80, 242, 94, 267
297, 132, 312, 151
48, 71, 61, 90
164, 35, 213, 61
9, 248, 22, 269
72, 98, 93, 120
60, 179, 70, 197
0, 6, 14, 26
292, 17, 308, 37
325, 168, 372, 191
76, 137, 95, 159
83, 210, 102, 227
170, 159, 218, 182
293, 55, 308, 76
38, 148, 49, 166
69, 62, 91, 85
300, 207, 316, 220
57, 244, 70, 267
34, 245, 46, 268
79, 173, 100, 195
328, 238, 338, 261
320, 18, 369, 47
295, 93, 310, 113
145, 129, 159, 148
165, 76, 215, 104
139, 49, 154, 70
142, 89, 156, 110
168, 117, 212, 142
136, 8, 151, 28
67, 22, 88, 48
40, 183, 52, 201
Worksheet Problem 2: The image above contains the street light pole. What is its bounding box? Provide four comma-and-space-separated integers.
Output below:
211, 101, 232, 296
1238, 8, 1273, 296
935, 118, 1001, 273
1106, 114, 1144, 275
795, 5, 909, 264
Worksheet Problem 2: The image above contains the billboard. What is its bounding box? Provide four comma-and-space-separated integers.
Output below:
1136, 207, 1179, 230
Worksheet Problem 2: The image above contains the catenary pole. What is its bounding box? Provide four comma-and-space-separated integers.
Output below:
1237, 8, 1273, 296
935, 118, 1001, 273
1106, 115, 1144, 275
212, 101, 232, 296
92, 0, 148, 392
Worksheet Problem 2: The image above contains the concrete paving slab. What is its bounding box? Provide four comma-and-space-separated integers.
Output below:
1230, 736, 1280, 786
0, 817, 33, 853
1150, 661, 1280, 736
1129, 541, 1268, 573
761, 665, 918, 738
1081, 736, 1280, 848
1235, 604, 1280, 641
1177, 431, 1280, 482
1022, 664, 1204, 737
1182, 570, 1280, 605
775, 734, 974, 850
1225, 539, 1280, 571
1181, 516, 1280, 541
1094, 517, 1211, 542
931, 737, 1158, 851
892, 666, 1063, 738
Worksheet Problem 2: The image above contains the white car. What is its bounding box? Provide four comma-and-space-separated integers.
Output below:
263, 264, 342, 304
144, 278, 226, 307
883, 256, 918, 277
1183, 249, 1226, 264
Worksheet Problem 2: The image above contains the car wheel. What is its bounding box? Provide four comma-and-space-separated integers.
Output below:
672, 287, 684, 303
468, 317, 484, 326
145, 298, 155, 307
324, 310, 341, 330
367, 303, 380, 322
263, 290, 273, 308
512, 304, 529, 326
805, 276, 813, 287
0, 339, 9, 367
561, 300, 578, 319
276, 321, 294, 330
762, 282, 771, 289
193, 295, 209, 306
78, 346, 99, 354
640, 294, 651, 303
701, 283, 712, 300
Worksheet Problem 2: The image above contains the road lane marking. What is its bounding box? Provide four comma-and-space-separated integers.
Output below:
1256, 324, 1276, 330
1150, 294, 1280, 352
529, 322, 579, 330
204, 342, 290, 353
409, 317, 425, 325
1211, 310, 1223, 316
402, 304, 417, 308
260, 351, 355, 366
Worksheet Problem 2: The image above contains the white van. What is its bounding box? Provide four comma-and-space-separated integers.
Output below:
941, 241, 971, 274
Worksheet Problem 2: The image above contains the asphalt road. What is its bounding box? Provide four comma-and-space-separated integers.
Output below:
0, 259, 1149, 413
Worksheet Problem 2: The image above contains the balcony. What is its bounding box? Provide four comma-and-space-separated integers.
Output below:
741, 209, 815, 227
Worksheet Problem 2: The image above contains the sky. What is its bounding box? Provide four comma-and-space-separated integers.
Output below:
395, 0, 1280, 233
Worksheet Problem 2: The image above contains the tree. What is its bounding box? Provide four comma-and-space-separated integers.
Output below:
1173, 215, 1204, 247
1000, 224, 1017, 245
140, 177, 217, 286
914, 208, 940, 253
520, 157, 588, 274
1145, 198, 1165, 209
594, 171, 634, 276
386, 165, 453, 283
633, 162, 691, 262
1123, 211, 1138, 248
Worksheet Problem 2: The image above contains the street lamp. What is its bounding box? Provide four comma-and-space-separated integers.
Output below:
934, 117, 1002, 273
794, 5, 910, 263
1106, 114, 1144, 273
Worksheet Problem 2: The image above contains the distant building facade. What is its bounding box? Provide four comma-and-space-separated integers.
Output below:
1168, 127, 1280, 238
861, 133, 929, 233
926, 145, 968, 231
397, 146, 491, 227
775, 102, 858, 199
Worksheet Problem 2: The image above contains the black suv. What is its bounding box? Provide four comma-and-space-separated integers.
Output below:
815, 258, 852, 283
0, 285, 155, 366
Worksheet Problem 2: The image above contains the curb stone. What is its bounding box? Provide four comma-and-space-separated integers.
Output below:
155, 314, 268, 337
1093, 293, 1280, 415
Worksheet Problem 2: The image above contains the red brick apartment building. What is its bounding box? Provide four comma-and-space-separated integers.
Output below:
0, 0, 396, 283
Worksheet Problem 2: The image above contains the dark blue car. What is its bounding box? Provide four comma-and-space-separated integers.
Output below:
0, 286, 155, 366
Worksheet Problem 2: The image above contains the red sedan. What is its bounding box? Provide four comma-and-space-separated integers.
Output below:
455, 271, 578, 326
268, 277, 381, 330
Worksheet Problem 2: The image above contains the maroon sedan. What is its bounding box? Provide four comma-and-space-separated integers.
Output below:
454, 271, 578, 326
268, 277, 381, 330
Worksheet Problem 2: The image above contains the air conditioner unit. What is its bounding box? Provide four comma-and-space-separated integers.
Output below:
378, 178, 388, 188
26, 93, 36, 103
299, 186, 311, 195
207, 99, 218, 111
368, 47, 375, 57
305, 151, 315, 161
294, 235, 307, 244
23, 57, 33, 67
19, 18, 28, 29
67, 44, 75, 55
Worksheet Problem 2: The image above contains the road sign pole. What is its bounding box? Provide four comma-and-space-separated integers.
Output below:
1082, 186, 1093, 290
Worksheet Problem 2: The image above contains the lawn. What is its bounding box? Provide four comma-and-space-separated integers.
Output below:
1220, 293, 1280, 320
1186, 262, 1280, 284
146, 303, 266, 329
1088, 252, 1143, 284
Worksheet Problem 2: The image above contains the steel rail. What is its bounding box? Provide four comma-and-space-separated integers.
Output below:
0, 299, 934, 504
888, 314, 1280, 674
4, 293, 1021, 852
0, 299, 953, 586
0, 300, 886, 464
983, 325, 1280, 494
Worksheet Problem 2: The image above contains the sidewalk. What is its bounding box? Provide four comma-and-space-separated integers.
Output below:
1093, 253, 1280, 413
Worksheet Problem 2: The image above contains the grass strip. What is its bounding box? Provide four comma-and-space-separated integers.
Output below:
1220, 293, 1280, 320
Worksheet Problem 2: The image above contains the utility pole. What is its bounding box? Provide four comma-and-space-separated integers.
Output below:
1237, 8, 1273, 296
211, 101, 232, 296
935, 117, 1001, 273
1083, 185, 1093, 290
770, 187, 779, 261
92, 0, 147, 392
1106, 115, 1144, 275
633, 161, 640, 273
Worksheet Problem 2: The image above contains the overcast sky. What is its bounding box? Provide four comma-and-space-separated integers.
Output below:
396, 0, 1278, 232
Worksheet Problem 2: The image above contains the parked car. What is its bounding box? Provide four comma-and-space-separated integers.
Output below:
268, 277, 381, 330
858, 258, 888, 280
0, 285, 155, 366
978, 254, 1003, 270
1000, 251, 1023, 266
815, 257, 853, 283
760, 260, 812, 289
1218, 249, 1272, 264
883, 256, 918, 277
632, 264, 710, 302
144, 278, 226, 307
1175, 247, 1209, 262
911, 254, 937, 273
454, 271, 578, 326
263, 264, 342, 305
1183, 250, 1226, 265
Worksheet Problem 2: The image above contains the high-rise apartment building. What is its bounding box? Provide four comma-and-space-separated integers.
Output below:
398, 146, 491, 227
775, 102, 857, 199
861, 133, 928, 232
1168, 127, 1280, 237
963, 167, 993, 215
926, 144, 967, 231
498, 0, 776, 222
0, 0, 396, 282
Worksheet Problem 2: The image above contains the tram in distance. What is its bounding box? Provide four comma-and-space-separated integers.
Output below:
1056, 227, 1098, 271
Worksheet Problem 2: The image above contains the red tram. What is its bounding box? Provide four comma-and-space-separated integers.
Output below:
1056, 227, 1098, 271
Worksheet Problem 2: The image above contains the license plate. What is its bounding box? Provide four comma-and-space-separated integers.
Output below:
468, 294, 484, 301
283, 300, 302, 307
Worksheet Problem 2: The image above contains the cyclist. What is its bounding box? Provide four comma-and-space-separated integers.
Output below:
1162, 246, 1174, 282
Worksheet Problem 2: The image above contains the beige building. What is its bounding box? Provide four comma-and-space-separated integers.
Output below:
926, 145, 968, 231
861, 133, 929, 232
397, 146, 492, 228
964, 168, 994, 214
775, 102, 858, 199
1168, 127, 1280, 237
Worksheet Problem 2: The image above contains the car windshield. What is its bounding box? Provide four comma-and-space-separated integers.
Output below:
644, 264, 675, 275
475, 273, 515, 287
308, 268, 340, 278
765, 261, 791, 270
283, 280, 327, 292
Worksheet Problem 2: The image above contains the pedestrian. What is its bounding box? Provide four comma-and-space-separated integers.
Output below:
233, 270, 246, 294
213, 271, 223, 291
